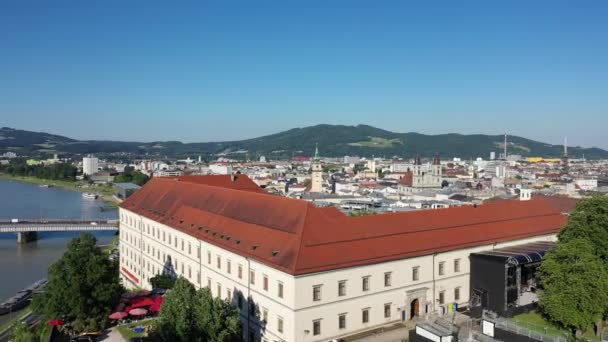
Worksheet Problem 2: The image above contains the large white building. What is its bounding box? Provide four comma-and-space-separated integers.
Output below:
119, 175, 565, 342
82, 156, 99, 176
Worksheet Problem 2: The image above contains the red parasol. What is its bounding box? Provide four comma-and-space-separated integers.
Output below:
108, 312, 128, 320
129, 308, 148, 316
149, 296, 163, 312
129, 297, 155, 308
47, 319, 64, 326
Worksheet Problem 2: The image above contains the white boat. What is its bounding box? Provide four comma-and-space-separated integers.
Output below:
82, 193, 98, 199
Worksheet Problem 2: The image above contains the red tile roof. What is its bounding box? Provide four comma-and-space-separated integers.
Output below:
121, 176, 565, 275
165, 174, 265, 194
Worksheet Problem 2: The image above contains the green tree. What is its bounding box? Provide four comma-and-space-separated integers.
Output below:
538, 238, 608, 337
150, 274, 176, 289
558, 195, 608, 261
154, 277, 241, 342
194, 288, 241, 342
10, 321, 35, 342
31, 233, 123, 333
156, 277, 198, 342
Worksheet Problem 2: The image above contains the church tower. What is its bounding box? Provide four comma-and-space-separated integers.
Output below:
310, 144, 323, 193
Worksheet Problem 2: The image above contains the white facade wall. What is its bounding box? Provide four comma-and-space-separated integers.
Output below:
119, 207, 556, 342
82, 157, 99, 176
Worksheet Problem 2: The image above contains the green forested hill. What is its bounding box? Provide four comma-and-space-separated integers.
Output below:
1, 125, 606, 159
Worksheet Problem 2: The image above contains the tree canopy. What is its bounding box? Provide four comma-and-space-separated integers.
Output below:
538, 238, 608, 333
31, 233, 123, 333
154, 277, 241, 342
113, 166, 149, 186
558, 195, 608, 261
150, 274, 176, 289
1, 161, 78, 180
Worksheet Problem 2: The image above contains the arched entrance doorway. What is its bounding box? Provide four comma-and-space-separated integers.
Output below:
410, 298, 420, 319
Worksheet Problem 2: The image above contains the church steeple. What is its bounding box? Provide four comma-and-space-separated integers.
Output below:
313, 143, 320, 161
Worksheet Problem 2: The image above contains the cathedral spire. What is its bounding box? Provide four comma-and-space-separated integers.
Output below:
313, 143, 320, 161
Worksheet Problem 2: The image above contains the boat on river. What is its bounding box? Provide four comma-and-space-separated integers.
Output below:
82, 192, 98, 199
39, 184, 54, 188
0, 278, 47, 315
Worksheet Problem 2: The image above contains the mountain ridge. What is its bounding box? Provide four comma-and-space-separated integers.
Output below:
1, 125, 606, 159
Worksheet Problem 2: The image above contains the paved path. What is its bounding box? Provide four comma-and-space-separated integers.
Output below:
99, 327, 125, 342
351, 326, 410, 342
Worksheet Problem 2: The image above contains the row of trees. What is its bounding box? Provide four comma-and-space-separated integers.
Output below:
1, 161, 78, 180
538, 196, 608, 338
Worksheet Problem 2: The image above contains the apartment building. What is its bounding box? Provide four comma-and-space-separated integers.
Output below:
119, 175, 565, 342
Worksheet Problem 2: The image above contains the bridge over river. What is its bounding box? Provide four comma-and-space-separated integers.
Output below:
0, 219, 119, 243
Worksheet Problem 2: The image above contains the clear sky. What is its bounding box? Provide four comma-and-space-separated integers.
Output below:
1, 1, 606, 148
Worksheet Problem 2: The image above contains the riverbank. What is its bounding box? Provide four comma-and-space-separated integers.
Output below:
0, 174, 119, 208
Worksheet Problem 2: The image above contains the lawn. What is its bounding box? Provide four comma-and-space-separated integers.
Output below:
513, 311, 568, 338
513, 311, 600, 341
116, 320, 156, 341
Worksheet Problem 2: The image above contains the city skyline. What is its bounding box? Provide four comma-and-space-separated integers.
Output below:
1, 1, 607, 148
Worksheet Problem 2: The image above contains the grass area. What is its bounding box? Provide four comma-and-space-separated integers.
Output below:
348, 136, 403, 148
0, 309, 32, 334
513, 311, 600, 341
513, 311, 568, 338
116, 320, 156, 341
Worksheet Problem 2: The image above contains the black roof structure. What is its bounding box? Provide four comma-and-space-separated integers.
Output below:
471, 241, 554, 266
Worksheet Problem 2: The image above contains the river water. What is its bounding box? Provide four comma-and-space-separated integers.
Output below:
0, 180, 118, 303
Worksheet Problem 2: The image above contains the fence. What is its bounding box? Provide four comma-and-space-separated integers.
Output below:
495, 317, 568, 342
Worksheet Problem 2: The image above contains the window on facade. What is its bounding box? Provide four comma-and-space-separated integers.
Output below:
188, 242, 191, 255
262, 308, 268, 322
362, 276, 370, 291
250, 270, 255, 285
197, 246, 201, 259
455, 287, 460, 301
217, 256, 221, 269
413, 266, 420, 281
174, 237, 177, 248
207, 251, 211, 264
384, 303, 391, 318
188, 266, 191, 279
278, 317, 284, 333
454, 258, 461, 273
238, 294, 243, 309
439, 291, 445, 305
338, 280, 346, 296
168, 234, 171, 245
313, 285, 322, 301
263, 275, 268, 291
197, 272, 201, 284
162, 231, 165, 242
312, 320, 320, 336
278, 282, 284, 298
362, 309, 370, 323
238, 264, 243, 279
384, 272, 392, 287
439, 261, 445, 276
227, 260, 231, 274
339, 314, 346, 329
207, 277, 211, 288
227, 288, 231, 301
217, 284, 222, 298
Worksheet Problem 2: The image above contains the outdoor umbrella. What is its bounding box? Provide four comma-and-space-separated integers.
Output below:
129, 308, 148, 316
47, 319, 64, 326
108, 312, 128, 320
130, 297, 155, 308
149, 296, 163, 312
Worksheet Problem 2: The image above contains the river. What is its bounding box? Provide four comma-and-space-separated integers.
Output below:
0, 179, 118, 304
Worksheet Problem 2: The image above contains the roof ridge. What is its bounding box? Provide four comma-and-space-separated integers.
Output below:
293, 202, 314, 273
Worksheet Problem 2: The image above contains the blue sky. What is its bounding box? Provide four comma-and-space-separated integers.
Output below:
1, 1, 607, 148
